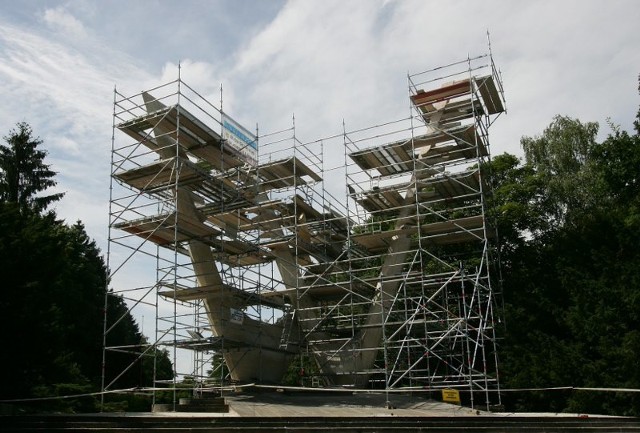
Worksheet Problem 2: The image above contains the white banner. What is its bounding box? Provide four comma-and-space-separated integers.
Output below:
222, 114, 257, 166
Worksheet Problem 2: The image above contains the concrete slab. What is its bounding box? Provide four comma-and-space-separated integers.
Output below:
221, 390, 482, 418
143, 389, 627, 420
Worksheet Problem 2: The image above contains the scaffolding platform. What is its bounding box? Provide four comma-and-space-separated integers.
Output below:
114, 157, 242, 201
410, 74, 504, 117
410, 78, 472, 107
349, 125, 486, 176
354, 170, 481, 214
114, 212, 220, 247
117, 104, 246, 169
159, 283, 286, 309
476, 75, 505, 114
114, 210, 275, 266
350, 215, 484, 253
242, 156, 322, 191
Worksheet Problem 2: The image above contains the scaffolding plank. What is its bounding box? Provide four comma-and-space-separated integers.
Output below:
288, 194, 324, 221
116, 210, 271, 265
117, 105, 246, 170
356, 186, 408, 213
207, 209, 253, 233
114, 158, 207, 192
239, 157, 322, 191
276, 282, 375, 301
417, 97, 483, 127
116, 126, 164, 156
420, 214, 483, 237
285, 196, 350, 256
207, 200, 287, 234
208, 237, 256, 255
159, 283, 285, 308
172, 332, 293, 353
114, 212, 221, 246
419, 171, 482, 201
349, 141, 413, 176
457, 124, 487, 152
476, 75, 505, 115
351, 226, 417, 252
410, 79, 472, 107
117, 106, 173, 134
351, 215, 485, 253
216, 251, 275, 267
415, 125, 485, 152
355, 171, 480, 214
296, 237, 345, 264
349, 124, 485, 176
323, 211, 350, 234
422, 229, 484, 246
414, 127, 487, 164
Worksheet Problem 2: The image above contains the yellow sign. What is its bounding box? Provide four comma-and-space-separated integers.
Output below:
441, 388, 461, 404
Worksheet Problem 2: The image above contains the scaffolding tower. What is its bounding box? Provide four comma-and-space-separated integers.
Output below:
103, 53, 505, 410
329, 54, 504, 406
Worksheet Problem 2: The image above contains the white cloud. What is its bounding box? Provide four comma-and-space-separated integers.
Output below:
0, 17, 154, 244
235, 0, 639, 156
42, 6, 87, 39
232, 1, 404, 137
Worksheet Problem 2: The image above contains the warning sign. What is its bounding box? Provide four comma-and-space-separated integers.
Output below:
441, 388, 461, 404
229, 308, 244, 324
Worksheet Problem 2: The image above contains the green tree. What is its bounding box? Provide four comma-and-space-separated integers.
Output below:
0, 206, 105, 407
0, 123, 173, 412
0, 122, 64, 213
492, 106, 640, 415
486, 153, 547, 251
520, 115, 599, 227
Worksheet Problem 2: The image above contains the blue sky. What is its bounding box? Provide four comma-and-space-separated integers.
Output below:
1, 0, 639, 254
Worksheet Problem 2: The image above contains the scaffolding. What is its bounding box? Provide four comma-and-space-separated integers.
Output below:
102, 52, 505, 410
327, 54, 504, 408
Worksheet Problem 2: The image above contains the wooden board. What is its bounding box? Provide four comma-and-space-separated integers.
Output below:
240, 157, 322, 191
411, 79, 472, 107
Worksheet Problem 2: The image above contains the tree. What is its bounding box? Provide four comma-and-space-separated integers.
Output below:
0, 122, 64, 213
520, 115, 599, 227
491, 106, 640, 415
0, 205, 105, 405
0, 123, 173, 412
635, 74, 640, 135
485, 153, 547, 251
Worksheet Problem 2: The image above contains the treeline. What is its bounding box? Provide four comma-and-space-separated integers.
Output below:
492, 89, 640, 415
0, 123, 172, 413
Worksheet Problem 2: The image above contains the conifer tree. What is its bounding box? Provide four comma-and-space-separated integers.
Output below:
0, 122, 64, 213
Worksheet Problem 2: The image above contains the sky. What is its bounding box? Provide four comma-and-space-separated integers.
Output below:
1, 1, 639, 372
1, 0, 639, 249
